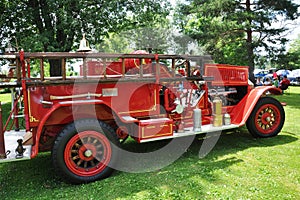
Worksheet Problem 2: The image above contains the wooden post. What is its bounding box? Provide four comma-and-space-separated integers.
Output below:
27, 59, 31, 78
0, 102, 6, 159
103, 58, 107, 79
20, 51, 30, 131
172, 58, 176, 77
155, 54, 160, 84
62, 58, 66, 80
40, 58, 44, 81
83, 58, 87, 79
16, 59, 21, 82
122, 58, 125, 78
186, 59, 190, 77
139, 58, 143, 78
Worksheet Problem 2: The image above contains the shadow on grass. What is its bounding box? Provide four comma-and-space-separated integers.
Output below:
0, 129, 297, 200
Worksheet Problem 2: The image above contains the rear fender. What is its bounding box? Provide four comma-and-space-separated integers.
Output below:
231, 86, 282, 125
31, 99, 121, 158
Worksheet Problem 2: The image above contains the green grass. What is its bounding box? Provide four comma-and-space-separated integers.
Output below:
0, 92, 24, 130
0, 87, 300, 200
0, 92, 11, 104
0, 93, 13, 129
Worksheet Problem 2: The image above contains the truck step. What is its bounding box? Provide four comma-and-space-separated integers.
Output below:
121, 116, 138, 123
139, 124, 239, 143
138, 118, 173, 140
0, 130, 32, 163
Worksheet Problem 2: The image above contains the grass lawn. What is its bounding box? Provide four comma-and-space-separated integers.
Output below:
0, 92, 10, 102
0, 92, 24, 130
0, 87, 299, 200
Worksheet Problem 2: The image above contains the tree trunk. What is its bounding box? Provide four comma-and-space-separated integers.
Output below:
49, 59, 62, 77
245, 0, 255, 84
246, 30, 255, 84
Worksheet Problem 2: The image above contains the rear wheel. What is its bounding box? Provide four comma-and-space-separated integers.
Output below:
246, 97, 285, 138
52, 119, 119, 184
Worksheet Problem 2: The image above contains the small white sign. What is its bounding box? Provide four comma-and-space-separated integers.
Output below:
102, 88, 118, 97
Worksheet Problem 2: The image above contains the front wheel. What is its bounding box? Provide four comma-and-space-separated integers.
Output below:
246, 97, 285, 138
52, 119, 119, 184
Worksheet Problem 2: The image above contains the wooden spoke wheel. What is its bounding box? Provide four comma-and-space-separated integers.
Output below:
52, 119, 119, 184
247, 97, 285, 138
64, 131, 112, 177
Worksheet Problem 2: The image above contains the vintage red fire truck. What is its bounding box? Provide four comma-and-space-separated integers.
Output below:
0, 47, 284, 183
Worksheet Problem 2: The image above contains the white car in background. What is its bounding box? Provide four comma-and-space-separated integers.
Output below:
290, 69, 300, 86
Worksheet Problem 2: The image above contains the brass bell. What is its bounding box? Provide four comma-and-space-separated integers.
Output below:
77, 34, 92, 52
5, 43, 16, 53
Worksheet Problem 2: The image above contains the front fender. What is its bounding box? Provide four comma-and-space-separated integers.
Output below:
31, 99, 119, 158
231, 86, 282, 126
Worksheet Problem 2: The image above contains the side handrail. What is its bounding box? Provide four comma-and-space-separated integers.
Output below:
19, 50, 30, 131
50, 93, 102, 100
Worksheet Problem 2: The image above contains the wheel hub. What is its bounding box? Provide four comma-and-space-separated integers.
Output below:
261, 111, 274, 126
254, 103, 282, 135
64, 131, 112, 177
84, 149, 93, 158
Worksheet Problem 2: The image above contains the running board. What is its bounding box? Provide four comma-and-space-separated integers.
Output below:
139, 124, 239, 143
0, 130, 32, 163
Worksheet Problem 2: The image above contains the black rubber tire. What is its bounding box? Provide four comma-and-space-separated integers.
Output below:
246, 97, 285, 138
52, 119, 120, 184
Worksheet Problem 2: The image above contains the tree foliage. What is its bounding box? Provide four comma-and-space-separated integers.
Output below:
97, 21, 172, 54
274, 35, 300, 70
175, 0, 299, 81
0, 0, 170, 75
97, 19, 205, 55
288, 35, 300, 69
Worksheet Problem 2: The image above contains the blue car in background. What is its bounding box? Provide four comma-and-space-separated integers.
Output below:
254, 68, 297, 84
254, 69, 269, 78
254, 69, 276, 83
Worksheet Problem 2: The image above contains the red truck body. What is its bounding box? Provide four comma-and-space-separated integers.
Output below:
0, 51, 284, 183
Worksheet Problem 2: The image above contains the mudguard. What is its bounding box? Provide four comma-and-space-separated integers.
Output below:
31, 99, 121, 158
230, 86, 282, 126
